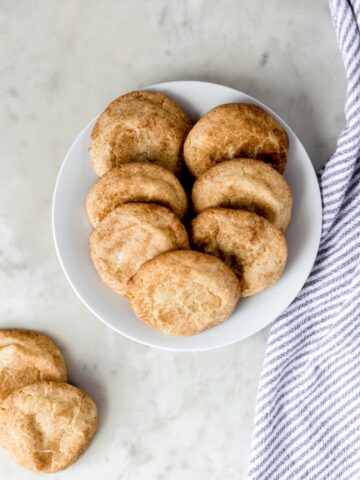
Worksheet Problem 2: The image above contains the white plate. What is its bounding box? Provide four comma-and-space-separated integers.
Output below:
52, 81, 322, 352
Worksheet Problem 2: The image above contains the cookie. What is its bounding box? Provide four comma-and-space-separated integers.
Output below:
0, 381, 97, 473
86, 162, 188, 227
0, 329, 67, 404
127, 250, 240, 336
190, 208, 287, 297
192, 158, 292, 231
90, 91, 192, 176
90, 203, 190, 295
184, 103, 289, 177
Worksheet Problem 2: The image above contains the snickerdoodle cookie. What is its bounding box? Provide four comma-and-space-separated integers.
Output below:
86, 162, 188, 227
0, 329, 67, 404
190, 208, 287, 297
192, 159, 292, 231
0, 381, 97, 473
127, 250, 240, 336
90, 203, 190, 296
184, 103, 289, 177
90, 91, 192, 176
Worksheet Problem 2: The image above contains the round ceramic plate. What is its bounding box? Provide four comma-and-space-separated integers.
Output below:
52, 81, 322, 351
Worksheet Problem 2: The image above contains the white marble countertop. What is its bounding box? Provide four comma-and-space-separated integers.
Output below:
0, 1, 346, 478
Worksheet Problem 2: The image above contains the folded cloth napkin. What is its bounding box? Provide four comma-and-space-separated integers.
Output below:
248, 1, 360, 479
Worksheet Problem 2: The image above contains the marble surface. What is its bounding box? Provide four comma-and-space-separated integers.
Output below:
0, 1, 346, 478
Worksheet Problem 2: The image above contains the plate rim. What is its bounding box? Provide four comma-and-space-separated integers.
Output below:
52, 80, 322, 352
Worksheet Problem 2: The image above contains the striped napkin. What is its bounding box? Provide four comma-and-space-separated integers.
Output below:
248, 1, 360, 479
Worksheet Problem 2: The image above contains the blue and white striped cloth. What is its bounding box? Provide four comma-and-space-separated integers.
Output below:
248, 1, 360, 479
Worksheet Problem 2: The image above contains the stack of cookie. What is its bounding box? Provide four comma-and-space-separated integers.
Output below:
87, 92, 192, 298
86, 91, 292, 336
186, 104, 292, 298
0, 329, 97, 473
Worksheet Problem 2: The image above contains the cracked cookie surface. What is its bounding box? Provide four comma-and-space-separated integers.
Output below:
127, 250, 240, 336
184, 103, 289, 177
86, 162, 188, 227
192, 158, 292, 232
0, 381, 97, 473
90, 91, 192, 176
90, 203, 190, 296
0, 329, 67, 404
190, 208, 287, 297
